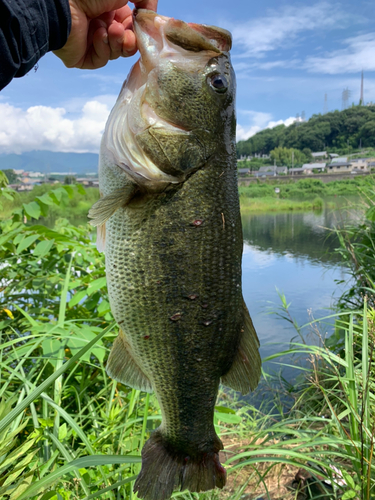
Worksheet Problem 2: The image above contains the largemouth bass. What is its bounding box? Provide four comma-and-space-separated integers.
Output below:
89, 10, 261, 500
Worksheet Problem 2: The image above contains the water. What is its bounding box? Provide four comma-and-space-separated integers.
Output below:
241, 208, 352, 395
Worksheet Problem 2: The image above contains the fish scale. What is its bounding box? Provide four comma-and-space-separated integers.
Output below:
89, 9, 261, 500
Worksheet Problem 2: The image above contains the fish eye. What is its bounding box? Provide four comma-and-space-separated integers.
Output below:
209, 74, 228, 94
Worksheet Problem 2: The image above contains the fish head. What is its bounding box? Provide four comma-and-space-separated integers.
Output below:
102, 10, 236, 192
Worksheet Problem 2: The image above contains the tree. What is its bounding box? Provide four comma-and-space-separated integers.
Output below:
1, 169, 18, 184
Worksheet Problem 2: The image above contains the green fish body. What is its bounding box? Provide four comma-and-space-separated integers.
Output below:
89, 10, 261, 500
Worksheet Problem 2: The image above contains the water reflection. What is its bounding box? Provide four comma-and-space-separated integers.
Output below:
241, 207, 351, 398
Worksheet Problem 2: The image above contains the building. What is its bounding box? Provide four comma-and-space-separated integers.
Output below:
289, 167, 308, 175
258, 166, 288, 175
237, 168, 250, 176
302, 163, 326, 172
327, 162, 353, 173
350, 158, 373, 171
311, 151, 327, 159
330, 156, 348, 164
329, 153, 339, 159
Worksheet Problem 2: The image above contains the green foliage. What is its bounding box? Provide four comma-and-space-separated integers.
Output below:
333, 176, 375, 311
0, 181, 374, 499
1, 169, 19, 184
270, 146, 308, 167
237, 105, 375, 156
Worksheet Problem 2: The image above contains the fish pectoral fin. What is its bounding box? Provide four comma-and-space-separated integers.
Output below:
106, 329, 153, 393
221, 298, 261, 395
88, 183, 137, 227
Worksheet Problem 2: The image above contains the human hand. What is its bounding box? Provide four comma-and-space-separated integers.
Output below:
53, 0, 158, 69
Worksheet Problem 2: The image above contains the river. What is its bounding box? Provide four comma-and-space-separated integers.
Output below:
240, 206, 354, 404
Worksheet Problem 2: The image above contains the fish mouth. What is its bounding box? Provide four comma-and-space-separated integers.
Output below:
103, 10, 232, 189
133, 9, 231, 72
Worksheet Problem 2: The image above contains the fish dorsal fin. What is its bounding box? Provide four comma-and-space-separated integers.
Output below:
88, 184, 137, 228
106, 329, 153, 393
221, 298, 261, 395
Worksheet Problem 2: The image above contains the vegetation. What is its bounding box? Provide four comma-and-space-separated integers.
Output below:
237, 105, 375, 157
0, 175, 374, 499
270, 147, 312, 167
238, 176, 374, 213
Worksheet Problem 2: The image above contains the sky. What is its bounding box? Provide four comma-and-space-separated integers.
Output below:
1, 0, 375, 154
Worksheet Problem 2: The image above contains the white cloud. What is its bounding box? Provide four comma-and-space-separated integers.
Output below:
231, 2, 347, 58
306, 33, 375, 74
236, 111, 297, 141
0, 100, 111, 154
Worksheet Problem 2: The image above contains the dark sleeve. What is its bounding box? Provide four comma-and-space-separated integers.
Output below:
0, 0, 72, 90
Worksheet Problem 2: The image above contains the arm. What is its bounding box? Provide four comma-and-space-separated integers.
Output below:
0, 0, 158, 91
0, 0, 71, 90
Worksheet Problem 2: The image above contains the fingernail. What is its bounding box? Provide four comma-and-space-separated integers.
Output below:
103, 34, 109, 44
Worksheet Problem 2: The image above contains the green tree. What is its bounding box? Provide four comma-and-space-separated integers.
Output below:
270, 147, 307, 167
1, 169, 18, 184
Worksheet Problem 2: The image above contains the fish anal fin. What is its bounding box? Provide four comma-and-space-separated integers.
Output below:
106, 329, 153, 393
221, 298, 261, 395
88, 183, 137, 228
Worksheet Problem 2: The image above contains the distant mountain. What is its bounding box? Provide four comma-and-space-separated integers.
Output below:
0, 151, 99, 174
237, 105, 375, 157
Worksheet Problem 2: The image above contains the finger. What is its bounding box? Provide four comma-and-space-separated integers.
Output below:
132, 0, 158, 11
113, 5, 133, 23
108, 21, 126, 60
81, 26, 111, 69
122, 29, 137, 56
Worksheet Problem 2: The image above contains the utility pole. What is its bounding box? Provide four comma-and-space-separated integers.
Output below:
359, 70, 364, 105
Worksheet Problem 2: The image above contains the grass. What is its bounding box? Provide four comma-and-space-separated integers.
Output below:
239, 195, 333, 213
0, 182, 374, 499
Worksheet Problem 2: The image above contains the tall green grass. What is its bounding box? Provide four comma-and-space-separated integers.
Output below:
0, 181, 374, 499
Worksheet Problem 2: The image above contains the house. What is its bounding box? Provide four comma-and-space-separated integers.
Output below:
237, 168, 250, 176
327, 162, 353, 173
289, 168, 308, 175
258, 166, 287, 175
303, 163, 326, 172
311, 151, 327, 159
350, 158, 373, 171
254, 170, 277, 178
329, 153, 339, 159
330, 156, 348, 164
76, 177, 99, 187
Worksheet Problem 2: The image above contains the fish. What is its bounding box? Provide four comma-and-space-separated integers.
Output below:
88, 9, 261, 500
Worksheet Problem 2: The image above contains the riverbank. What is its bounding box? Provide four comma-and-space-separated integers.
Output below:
240, 195, 336, 213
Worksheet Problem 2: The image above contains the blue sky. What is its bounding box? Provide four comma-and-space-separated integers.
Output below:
1, 0, 375, 154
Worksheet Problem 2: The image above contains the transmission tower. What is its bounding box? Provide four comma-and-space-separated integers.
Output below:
301, 110, 306, 122
323, 93, 328, 114
359, 70, 364, 105
342, 87, 351, 110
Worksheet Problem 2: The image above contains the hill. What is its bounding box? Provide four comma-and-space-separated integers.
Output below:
237, 105, 375, 157
0, 151, 99, 174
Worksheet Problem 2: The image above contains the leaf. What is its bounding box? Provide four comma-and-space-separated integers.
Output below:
215, 406, 236, 414
76, 184, 86, 195
23, 202, 41, 219
67, 330, 104, 363
16, 234, 40, 254
342, 491, 357, 500
17, 455, 141, 500
0, 323, 115, 435
2, 308, 14, 319
33, 239, 55, 257
214, 412, 241, 424
42, 339, 63, 368
366, 205, 375, 221
87, 277, 107, 294
58, 423, 67, 441
36, 193, 55, 206
68, 289, 87, 307
62, 185, 74, 198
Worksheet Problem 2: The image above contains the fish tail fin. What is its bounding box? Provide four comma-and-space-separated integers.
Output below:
134, 430, 226, 500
